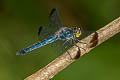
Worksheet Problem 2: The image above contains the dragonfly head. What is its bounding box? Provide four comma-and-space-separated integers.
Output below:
74, 26, 81, 38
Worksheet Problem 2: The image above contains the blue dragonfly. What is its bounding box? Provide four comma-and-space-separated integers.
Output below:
16, 8, 87, 55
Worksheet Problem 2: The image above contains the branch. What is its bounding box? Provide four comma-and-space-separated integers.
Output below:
24, 17, 120, 80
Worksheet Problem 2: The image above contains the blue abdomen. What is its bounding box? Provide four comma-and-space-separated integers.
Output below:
16, 36, 57, 55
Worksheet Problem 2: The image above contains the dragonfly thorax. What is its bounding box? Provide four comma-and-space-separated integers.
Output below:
56, 27, 74, 40
64, 29, 74, 38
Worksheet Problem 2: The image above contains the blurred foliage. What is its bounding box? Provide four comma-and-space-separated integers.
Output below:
0, 0, 120, 80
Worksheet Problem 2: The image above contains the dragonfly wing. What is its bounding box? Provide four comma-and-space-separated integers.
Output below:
49, 8, 63, 29
38, 26, 43, 39
38, 25, 54, 41
50, 40, 72, 54
78, 27, 95, 40
38, 8, 63, 41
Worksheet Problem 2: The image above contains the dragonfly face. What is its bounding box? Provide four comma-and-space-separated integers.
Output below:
73, 27, 82, 38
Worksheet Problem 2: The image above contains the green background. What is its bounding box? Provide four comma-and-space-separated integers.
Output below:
0, 0, 120, 80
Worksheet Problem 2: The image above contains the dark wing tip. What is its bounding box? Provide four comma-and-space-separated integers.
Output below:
49, 8, 57, 17
38, 26, 43, 36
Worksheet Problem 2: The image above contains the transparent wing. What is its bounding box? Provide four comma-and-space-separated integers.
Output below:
38, 8, 63, 41
50, 40, 73, 54
49, 8, 63, 30
50, 39, 75, 54
78, 27, 95, 40
38, 25, 54, 41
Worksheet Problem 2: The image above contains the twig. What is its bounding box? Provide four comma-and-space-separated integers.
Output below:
24, 17, 120, 80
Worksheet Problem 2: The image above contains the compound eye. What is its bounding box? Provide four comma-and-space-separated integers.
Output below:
74, 26, 78, 30
78, 28, 80, 30
74, 27, 76, 30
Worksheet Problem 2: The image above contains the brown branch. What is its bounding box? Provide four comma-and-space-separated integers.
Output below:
24, 17, 120, 80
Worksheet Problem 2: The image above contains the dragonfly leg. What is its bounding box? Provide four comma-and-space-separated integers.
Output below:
62, 39, 73, 59
72, 39, 87, 59
75, 38, 88, 44
72, 39, 81, 59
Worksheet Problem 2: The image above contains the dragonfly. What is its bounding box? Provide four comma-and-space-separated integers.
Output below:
16, 8, 87, 55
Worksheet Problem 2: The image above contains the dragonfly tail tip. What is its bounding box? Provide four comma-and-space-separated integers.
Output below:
16, 50, 26, 55
16, 52, 20, 55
